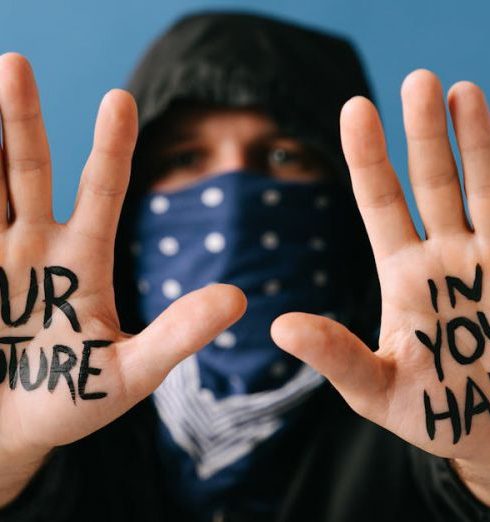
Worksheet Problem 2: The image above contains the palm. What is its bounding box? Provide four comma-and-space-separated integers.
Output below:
0, 222, 120, 453
0, 54, 245, 461
272, 70, 490, 465
376, 239, 490, 461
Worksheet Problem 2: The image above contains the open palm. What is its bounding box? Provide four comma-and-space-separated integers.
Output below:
272, 70, 490, 470
0, 53, 246, 466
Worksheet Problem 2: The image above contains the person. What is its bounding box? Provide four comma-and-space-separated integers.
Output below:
0, 9, 489, 522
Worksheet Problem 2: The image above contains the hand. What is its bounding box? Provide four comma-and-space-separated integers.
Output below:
271, 70, 490, 505
0, 53, 246, 503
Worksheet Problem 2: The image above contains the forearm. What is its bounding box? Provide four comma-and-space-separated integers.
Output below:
450, 457, 490, 507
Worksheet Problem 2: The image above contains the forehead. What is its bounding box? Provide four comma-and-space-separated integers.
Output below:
145, 102, 281, 147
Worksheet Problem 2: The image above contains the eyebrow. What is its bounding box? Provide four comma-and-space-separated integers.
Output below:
161, 129, 199, 144
158, 129, 296, 150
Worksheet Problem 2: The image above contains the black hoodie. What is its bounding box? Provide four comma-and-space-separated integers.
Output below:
1, 10, 490, 522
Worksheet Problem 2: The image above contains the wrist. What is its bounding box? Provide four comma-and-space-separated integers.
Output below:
450, 457, 490, 507
0, 445, 52, 508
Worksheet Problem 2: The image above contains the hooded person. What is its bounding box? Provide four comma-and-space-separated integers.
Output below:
0, 9, 486, 522
114, 9, 380, 520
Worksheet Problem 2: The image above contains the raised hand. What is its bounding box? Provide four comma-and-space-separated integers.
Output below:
271, 70, 490, 504
0, 53, 246, 504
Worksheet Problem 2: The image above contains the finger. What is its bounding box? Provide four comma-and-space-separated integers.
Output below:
116, 283, 247, 399
271, 312, 394, 424
340, 96, 419, 261
0, 53, 52, 223
401, 69, 468, 237
69, 89, 137, 242
447, 81, 490, 236
0, 146, 7, 230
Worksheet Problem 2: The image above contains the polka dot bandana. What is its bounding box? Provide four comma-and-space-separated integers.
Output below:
131, 170, 352, 487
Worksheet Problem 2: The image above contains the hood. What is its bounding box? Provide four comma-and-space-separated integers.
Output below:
114, 10, 380, 345
125, 10, 373, 176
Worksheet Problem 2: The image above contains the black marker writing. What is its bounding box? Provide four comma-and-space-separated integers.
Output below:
43, 266, 81, 332
78, 340, 111, 400
464, 376, 490, 435
446, 263, 482, 308
48, 344, 78, 403
0, 265, 81, 332
418, 264, 490, 443
477, 311, 490, 337
424, 375, 490, 443
0, 268, 38, 327
0, 337, 35, 390
19, 347, 48, 391
415, 321, 443, 381
428, 278, 438, 313
447, 316, 485, 365
0, 266, 112, 403
0, 336, 111, 403
424, 386, 461, 443
0, 349, 6, 384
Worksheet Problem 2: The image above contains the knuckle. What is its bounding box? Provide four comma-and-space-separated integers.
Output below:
6, 157, 50, 175
414, 170, 458, 190
83, 179, 126, 198
360, 188, 403, 209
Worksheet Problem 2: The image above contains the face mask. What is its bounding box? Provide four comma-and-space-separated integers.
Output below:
131, 170, 352, 480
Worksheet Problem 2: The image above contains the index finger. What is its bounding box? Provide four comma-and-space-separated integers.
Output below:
68, 89, 138, 243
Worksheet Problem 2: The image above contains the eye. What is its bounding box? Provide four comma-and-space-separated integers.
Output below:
160, 149, 202, 171
268, 147, 302, 166
259, 141, 326, 181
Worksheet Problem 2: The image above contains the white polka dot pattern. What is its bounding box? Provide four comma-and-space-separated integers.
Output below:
263, 279, 281, 296
313, 270, 328, 287
204, 232, 226, 253
137, 279, 150, 294
137, 174, 339, 482
261, 231, 279, 250
150, 195, 170, 214
308, 237, 326, 251
201, 187, 224, 207
314, 195, 329, 209
262, 189, 281, 206
162, 279, 182, 299
270, 361, 288, 378
214, 330, 237, 349
130, 241, 141, 256
159, 236, 180, 256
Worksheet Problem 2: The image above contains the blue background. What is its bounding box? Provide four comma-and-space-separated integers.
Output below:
0, 0, 487, 231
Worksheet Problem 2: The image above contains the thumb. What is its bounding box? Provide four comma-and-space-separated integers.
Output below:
117, 283, 247, 400
271, 312, 393, 422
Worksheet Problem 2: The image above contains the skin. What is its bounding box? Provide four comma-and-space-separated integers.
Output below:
147, 103, 326, 191
272, 71, 490, 506
0, 53, 247, 506
0, 52, 488, 510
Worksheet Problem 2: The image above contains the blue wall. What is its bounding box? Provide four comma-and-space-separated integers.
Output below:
1, 0, 487, 231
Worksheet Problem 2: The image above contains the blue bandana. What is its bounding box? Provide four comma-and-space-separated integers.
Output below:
132, 170, 352, 516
